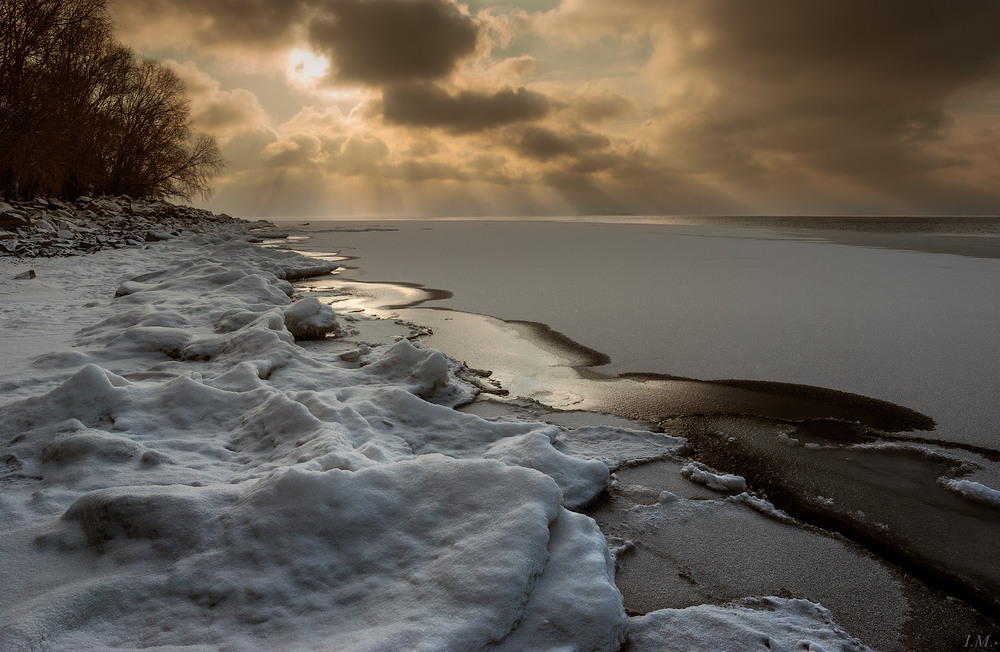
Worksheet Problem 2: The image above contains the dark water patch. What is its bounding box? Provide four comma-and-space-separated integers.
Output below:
591, 372, 935, 435
485, 322, 936, 432
709, 378, 936, 432
695, 215, 1000, 235
795, 230, 1000, 260
373, 282, 453, 309
507, 320, 612, 368
675, 415, 1000, 625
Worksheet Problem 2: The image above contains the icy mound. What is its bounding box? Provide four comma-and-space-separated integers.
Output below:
0, 236, 631, 649
281, 297, 339, 339
628, 597, 872, 651
5, 459, 623, 650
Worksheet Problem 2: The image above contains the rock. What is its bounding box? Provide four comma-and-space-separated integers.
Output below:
0, 213, 29, 229
0, 202, 13, 213
34, 219, 56, 233
14, 269, 36, 280
282, 298, 340, 340
144, 231, 175, 242
57, 229, 75, 239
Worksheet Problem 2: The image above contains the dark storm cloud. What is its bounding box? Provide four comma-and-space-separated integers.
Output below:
381, 83, 550, 133
511, 126, 609, 161
115, 0, 309, 47
651, 0, 1000, 190
118, 0, 481, 81
309, 0, 480, 84
691, 0, 1000, 97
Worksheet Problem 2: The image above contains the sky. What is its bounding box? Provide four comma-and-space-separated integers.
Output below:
112, 0, 1000, 218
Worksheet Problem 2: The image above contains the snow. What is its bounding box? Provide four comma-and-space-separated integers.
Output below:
0, 227, 868, 649
281, 296, 340, 339
728, 492, 795, 523
628, 597, 872, 651
680, 461, 748, 493
939, 477, 1000, 508
484, 430, 610, 509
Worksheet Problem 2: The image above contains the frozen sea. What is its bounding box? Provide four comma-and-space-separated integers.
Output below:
280, 216, 1000, 451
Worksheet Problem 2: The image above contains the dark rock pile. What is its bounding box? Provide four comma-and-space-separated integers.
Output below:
0, 196, 271, 258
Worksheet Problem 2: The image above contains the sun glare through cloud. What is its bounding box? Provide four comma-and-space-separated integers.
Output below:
287, 48, 329, 87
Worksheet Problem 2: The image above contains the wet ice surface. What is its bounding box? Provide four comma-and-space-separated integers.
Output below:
1, 232, 896, 649
284, 218, 1000, 451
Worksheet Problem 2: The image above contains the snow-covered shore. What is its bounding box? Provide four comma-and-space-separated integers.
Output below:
1, 209, 874, 649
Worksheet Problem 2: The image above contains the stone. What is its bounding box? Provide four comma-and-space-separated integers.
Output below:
13, 269, 36, 280
0, 214, 29, 229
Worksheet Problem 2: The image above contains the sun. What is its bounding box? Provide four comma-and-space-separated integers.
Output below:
287, 48, 329, 86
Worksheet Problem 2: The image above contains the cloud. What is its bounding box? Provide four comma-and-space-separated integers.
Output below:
533, 0, 1000, 210
568, 89, 636, 123
381, 83, 551, 132
114, 0, 307, 50
510, 126, 609, 162
122, 0, 1000, 216
163, 60, 270, 141
309, 0, 480, 84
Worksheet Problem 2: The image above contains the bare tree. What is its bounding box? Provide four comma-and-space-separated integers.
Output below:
1, 0, 108, 196
0, 0, 224, 201
100, 57, 224, 200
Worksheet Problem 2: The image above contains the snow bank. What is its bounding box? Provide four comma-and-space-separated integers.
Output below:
0, 234, 634, 649
939, 477, 1000, 508
628, 597, 872, 651
19, 458, 622, 650
485, 430, 610, 509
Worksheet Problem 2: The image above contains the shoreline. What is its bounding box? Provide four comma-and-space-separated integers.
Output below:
280, 223, 1000, 639
2, 207, 997, 649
